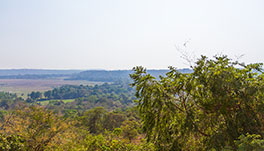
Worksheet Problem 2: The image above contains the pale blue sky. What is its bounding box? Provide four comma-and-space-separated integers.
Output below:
0, 0, 263, 69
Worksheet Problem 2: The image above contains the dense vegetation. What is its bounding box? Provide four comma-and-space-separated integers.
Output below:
0, 105, 154, 151
130, 55, 264, 150
1, 55, 264, 150
25, 82, 136, 112
0, 92, 23, 110
0, 89, 153, 150
42, 83, 134, 100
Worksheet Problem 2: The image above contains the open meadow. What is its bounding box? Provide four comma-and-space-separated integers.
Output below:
0, 79, 103, 97
37, 99, 75, 105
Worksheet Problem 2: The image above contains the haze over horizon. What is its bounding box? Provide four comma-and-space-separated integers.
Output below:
0, 68, 174, 71
1, 0, 263, 70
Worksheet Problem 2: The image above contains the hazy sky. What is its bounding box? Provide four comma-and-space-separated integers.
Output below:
0, 0, 263, 70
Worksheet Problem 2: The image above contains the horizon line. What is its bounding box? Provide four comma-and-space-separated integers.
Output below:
0, 67, 192, 71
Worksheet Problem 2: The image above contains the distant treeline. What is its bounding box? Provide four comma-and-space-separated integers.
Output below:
0, 69, 192, 82
67, 69, 192, 82
42, 83, 134, 101
25, 82, 136, 111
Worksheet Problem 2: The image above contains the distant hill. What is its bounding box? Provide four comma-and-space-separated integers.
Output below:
0, 69, 84, 79
0, 69, 192, 81
0, 74, 70, 79
0, 69, 83, 76
67, 68, 192, 82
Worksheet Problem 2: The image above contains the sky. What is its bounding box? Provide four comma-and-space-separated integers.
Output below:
0, 0, 263, 70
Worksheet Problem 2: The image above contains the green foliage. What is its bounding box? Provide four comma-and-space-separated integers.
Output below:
0, 82, 152, 150
80, 107, 106, 134
0, 111, 7, 121
0, 92, 22, 110
121, 120, 139, 142
130, 55, 264, 150
113, 128, 122, 136
79, 107, 130, 134
103, 112, 126, 131
63, 109, 79, 118
235, 134, 264, 151
0, 104, 144, 150
0, 106, 72, 151
28, 91, 42, 100
0, 134, 25, 151
43, 83, 135, 101
75, 132, 155, 151
42, 82, 136, 112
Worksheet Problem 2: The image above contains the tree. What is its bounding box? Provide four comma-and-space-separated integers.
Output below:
28, 91, 42, 100
121, 120, 139, 142
80, 107, 106, 134
44, 91, 52, 99
0, 106, 72, 151
130, 55, 264, 150
103, 112, 126, 131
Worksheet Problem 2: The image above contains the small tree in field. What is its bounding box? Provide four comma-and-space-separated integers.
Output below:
130, 55, 264, 150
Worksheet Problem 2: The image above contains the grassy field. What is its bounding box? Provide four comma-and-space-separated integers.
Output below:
37, 99, 75, 105
0, 79, 104, 98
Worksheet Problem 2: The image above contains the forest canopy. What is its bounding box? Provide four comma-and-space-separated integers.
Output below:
1, 55, 264, 150
130, 55, 264, 150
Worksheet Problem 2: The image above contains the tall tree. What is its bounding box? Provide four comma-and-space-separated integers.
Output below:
130, 55, 264, 150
